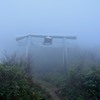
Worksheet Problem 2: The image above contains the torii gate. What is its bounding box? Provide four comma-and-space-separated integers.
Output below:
16, 34, 77, 75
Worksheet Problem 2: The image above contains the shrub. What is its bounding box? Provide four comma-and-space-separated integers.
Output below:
0, 64, 52, 100
0, 53, 52, 100
0, 64, 33, 100
58, 66, 100, 100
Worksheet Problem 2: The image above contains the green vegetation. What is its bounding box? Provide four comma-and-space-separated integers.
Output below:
1, 51, 100, 100
34, 50, 100, 100
0, 59, 52, 100
38, 65, 100, 100
57, 66, 100, 100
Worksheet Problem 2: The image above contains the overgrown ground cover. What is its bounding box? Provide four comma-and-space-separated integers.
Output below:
58, 66, 100, 100
36, 65, 100, 100
0, 54, 52, 100
1, 50, 100, 100
35, 49, 100, 100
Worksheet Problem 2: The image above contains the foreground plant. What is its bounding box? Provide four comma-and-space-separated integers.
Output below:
58, 66, 100, 100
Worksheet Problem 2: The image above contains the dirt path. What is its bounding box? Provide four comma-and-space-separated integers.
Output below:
34, 79, 61, 100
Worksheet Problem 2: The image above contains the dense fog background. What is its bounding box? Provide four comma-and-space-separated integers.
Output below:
0, 0, 100, 70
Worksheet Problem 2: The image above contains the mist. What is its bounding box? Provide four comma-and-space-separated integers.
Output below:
0, 0, 100, 100
0, 0, 100, 72
0, 0, 100, 75
0, 0, 100, 50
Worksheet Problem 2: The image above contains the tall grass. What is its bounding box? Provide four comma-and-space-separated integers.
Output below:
0, 52, 52, 100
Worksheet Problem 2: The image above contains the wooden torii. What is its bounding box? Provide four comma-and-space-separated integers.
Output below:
16, 34, 77, 75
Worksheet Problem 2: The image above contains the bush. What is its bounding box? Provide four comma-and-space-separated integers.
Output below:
0, 64, 33, 100
58, 66, 100, 100
0, 64, 52, 100
84, 67, 100, 100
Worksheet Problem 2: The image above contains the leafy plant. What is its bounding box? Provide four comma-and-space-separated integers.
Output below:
0, 53, 52, 100
58, 66, 100, 100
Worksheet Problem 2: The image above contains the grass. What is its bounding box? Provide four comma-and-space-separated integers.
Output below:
0, 55, 52, 100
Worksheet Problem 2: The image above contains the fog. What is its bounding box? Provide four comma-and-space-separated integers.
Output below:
0, 0, 100, 65
1, 1, 100, 99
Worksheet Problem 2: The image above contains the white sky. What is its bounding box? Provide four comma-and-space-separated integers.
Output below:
0, 0, 100, 52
